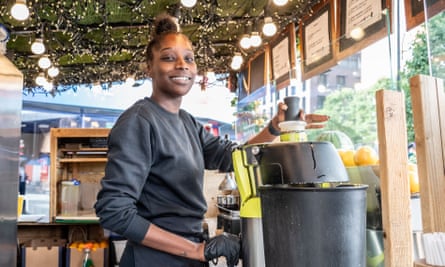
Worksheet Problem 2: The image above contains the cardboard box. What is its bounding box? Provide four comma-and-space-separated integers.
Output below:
21, 239, 65, 267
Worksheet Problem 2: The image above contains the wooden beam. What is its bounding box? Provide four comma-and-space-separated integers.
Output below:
375, 89, 413, 267
410, 75, 445, 233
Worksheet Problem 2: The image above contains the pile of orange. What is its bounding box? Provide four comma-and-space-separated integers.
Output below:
338, 147, 420, 194
338, 145, 379, 167
408, 163, 420, 194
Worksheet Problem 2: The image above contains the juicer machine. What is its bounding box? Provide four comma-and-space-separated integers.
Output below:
232, 141, 368, 267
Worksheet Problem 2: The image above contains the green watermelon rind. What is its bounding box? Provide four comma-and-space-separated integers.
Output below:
316, 130, 354, 150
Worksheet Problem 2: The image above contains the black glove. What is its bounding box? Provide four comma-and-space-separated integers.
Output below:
204, 233, 240, 267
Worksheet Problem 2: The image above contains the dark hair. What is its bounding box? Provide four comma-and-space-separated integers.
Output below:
145, 14, 185, 63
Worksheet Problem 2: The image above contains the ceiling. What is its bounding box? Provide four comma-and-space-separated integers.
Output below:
1, 0, 320, 95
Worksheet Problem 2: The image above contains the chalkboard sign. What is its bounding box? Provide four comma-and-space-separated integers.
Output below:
300, 0, 337, 80
249, 52, 266, 93
337, 0, 390, 61
405, 0, 443, 30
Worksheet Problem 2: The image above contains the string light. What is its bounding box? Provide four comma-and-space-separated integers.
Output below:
31, 39, 45, 55
273, 0, 288, 6
4, 0, 322, 93
262, 17, 277, 37
10, 0, 30, 21
250, 32, 262, 47
231, 53, 243, 70
181, 0, 197, 8
35, 73, 47, 86
47, 66, 59, 77
239, 34, 251, 50
38, 56, 51, 69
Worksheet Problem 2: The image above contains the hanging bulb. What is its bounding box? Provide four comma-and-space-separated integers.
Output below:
262, 17, 277, 37
273, 0, 288, 6
38, 56, 51, 69
35, 73, 46, 86
31, 39, 45, 55
231, 53, 243, 70
250, 32, 262, 47
47, 66, 59, 77
350, 27, 365, 40
239, 34, 251, 50
181, 0, 197, 8
11, 0, 29, 21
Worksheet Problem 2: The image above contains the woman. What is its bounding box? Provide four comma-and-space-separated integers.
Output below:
95, 14, 328, 267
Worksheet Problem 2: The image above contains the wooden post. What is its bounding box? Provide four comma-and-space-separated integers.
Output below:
410, 74, 445, 234
375, 89, 413, 267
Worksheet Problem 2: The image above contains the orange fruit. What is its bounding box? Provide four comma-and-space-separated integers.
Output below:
354, 146, 379, 166
338, 149, 356, 167
408, 169, 420, 194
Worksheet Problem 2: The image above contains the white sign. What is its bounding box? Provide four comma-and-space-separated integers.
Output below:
345, 0, 382, 38
272, 37, 290, 80
304, 10, 330, 66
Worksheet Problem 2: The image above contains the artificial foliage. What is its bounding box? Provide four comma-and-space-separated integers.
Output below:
0, 0, 320, 95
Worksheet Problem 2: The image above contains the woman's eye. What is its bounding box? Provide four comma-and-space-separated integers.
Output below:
160, 55, 175, 61
185, 56, 195, 63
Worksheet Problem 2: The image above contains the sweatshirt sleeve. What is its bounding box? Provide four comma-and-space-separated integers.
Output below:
94, 108, 152, 243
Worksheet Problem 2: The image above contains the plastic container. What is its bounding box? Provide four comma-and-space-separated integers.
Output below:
259, 184, 368, 267
278, 120, 307, 142
60, 180, 80, 216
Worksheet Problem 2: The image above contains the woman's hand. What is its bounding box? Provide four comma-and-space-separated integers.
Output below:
276, 102, 329, 129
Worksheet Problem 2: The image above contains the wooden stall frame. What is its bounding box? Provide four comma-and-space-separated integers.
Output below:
376, 89, 414, 267
405, 0, 445, 30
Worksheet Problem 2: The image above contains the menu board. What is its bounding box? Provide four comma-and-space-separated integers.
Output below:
300, 0, 336, 80
249, 52, 266, 93
270, 23, 297, 90
337, 0, 389, 60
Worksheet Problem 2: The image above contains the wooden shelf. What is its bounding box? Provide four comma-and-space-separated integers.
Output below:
50, 128, 110, 221
59, 158, 108, 163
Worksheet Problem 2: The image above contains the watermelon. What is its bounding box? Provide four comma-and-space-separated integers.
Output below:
315, 130, 354, 150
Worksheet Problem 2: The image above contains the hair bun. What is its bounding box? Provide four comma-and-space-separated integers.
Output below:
152, 14, 180, 38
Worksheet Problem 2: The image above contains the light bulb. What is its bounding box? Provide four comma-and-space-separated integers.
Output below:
250, 32, 262, 47
35, 74, 46, 86
350, 27, 365, 40
11, 1, 29, 21
31, 39, 45, 54
47, 66, 59, 77
239, 34, 251, 49
232, 53, 243, 66
273, 0, 288, 6
231, 60, 241, 70
181, 0, 197, 8
263, 17, 277, 37
38, 56, 51, 69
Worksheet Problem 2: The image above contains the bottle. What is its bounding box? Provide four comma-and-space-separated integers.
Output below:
82, 247, 95, 267
278, 120, 307, 142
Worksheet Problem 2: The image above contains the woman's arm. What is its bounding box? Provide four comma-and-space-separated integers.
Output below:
141, 224, 206, 261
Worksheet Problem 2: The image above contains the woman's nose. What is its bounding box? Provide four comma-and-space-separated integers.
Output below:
175, 58, 189, 70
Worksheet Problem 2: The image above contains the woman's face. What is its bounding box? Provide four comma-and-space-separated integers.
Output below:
147, 34, 197, 98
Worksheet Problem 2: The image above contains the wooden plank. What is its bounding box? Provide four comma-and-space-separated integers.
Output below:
410, 75, 445, 233
375, 89, 413, 267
